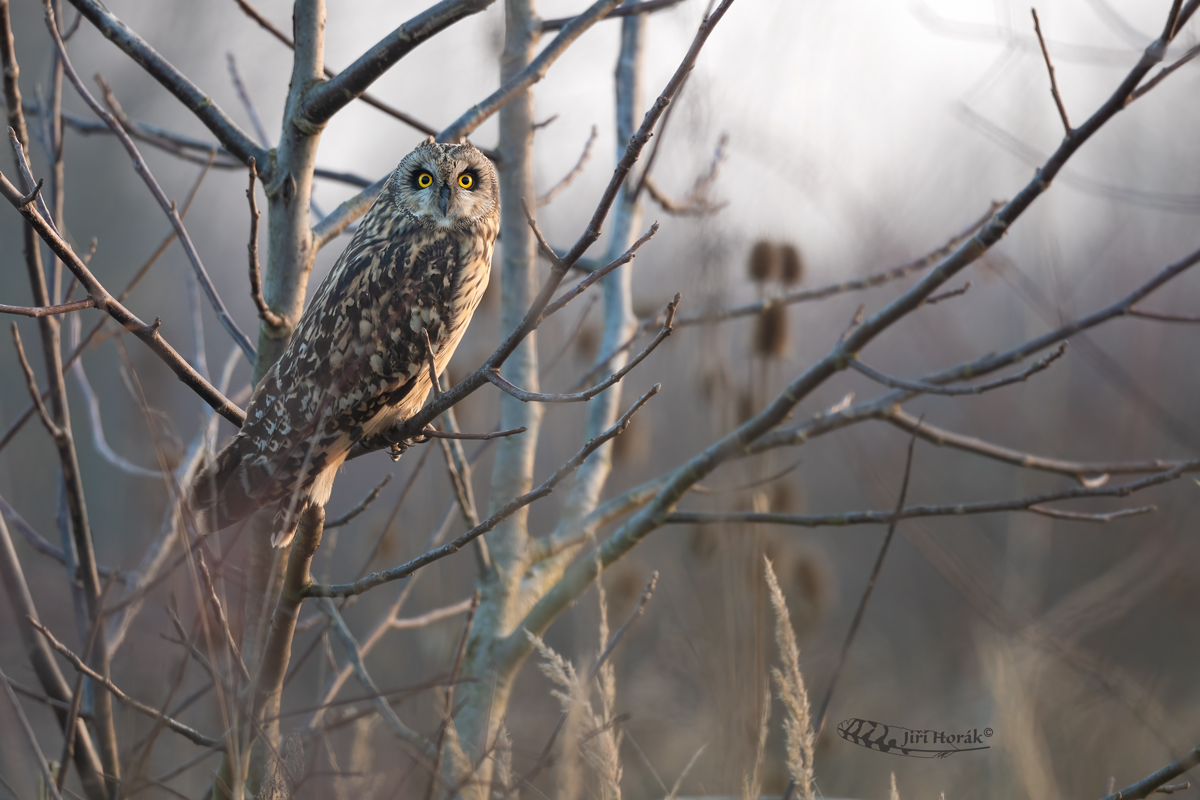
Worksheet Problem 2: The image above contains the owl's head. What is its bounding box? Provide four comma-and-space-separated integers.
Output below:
389, 139, 499, 230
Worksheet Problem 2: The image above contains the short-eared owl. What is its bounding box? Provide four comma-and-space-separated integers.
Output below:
191, 140, 499, 547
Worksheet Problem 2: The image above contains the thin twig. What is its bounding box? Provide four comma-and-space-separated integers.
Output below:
541, 0, 684, 29
1032, 8, 1073, 135
7, 132, 54, 226
542, 222, 660, 318
195, 551, 252, 683
1132, 41, 1200, 100
0, 155, 216, 455
883, 408, 1188, 483
56, 576, 115, 795
0, 667, 64, 800
849, 342, 1067, 396
45, 16, 257, 362
0, 296, 95, 318
665, 461, 1193, 528
813, 427, 917, 740
307, 384, 660, 597
1097, 746, 1200, 800
12, 323, 64, 439
225, 52, 270, 147
320, 597, 434, 755
325, 474, 394, 528
642, 174, 724, 215
922, 281, 971, 306
0, 172, 246, 426
246, 159, 284, 327
485, 295, 677, 403
420, 426, 528, 441
58, 0, 269, 169
427, 592, 481, 798
1127, 307, 1200, 323
537, 125, 597, 206
676, 202, 1003, 326
27, 617, 222, 748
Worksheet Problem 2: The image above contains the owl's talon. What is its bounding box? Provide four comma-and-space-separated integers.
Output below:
388, 441, 409, 462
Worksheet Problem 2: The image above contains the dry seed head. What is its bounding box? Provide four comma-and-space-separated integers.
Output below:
779, 243, 804, 286
748, 240, 780, 283
754, 303, 789, 357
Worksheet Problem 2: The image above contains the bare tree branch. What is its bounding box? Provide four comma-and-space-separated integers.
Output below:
440, 0, 624, 142
229, 0, 462, 146
28, 617, 223, 748
1032, 8, 1073, 135
882, 408, 1190, 482
246, 159, 285, 328
501, 2, 1194, 670
542, 222, 660, 318
1097, 746, 1200, 800
537, 125, 597, 206
665, 461, 1192, 528
541, 0, 684, 30
320, 598, 434, 754
44, 12, 258, 362
484, 295, 675, 403
0, 512, 108, 800
299, 0, 494, 128
308, 384, 659, 598
0, 666, 64, 800
325, 474, 393, 529
0, 297, 94, 318
0, 173, 245, 426
1127, 307, 1200, 323
848, 342, 1067, 396
62, 0, 268, 170
675, 202, 1002, 327
0, 153, 214, 457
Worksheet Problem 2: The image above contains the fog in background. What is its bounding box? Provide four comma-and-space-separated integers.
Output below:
2, 0, 1199, 797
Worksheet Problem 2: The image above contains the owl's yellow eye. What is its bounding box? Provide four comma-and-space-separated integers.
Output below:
417, 172, 433, 188
458, 173, 474, 189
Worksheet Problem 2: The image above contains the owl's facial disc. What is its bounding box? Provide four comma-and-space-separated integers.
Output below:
393, 142, 498, 230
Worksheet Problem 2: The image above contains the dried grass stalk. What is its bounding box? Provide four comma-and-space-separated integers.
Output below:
764, 557, 815, 800
741, 680, 771, 800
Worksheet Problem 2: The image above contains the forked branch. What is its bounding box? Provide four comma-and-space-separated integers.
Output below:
485, 295, 677, 403
246, 159, 285, 328
62, 0, 268, 170
849, 342, 1067, 396
28, 617, 222, 748
0, 173, 245, 426
306, 384, 660, 597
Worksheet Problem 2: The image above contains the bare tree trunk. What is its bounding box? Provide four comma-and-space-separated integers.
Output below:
522, 0, 643, 603
230, 3, 327, 797
452, 0, 543, 780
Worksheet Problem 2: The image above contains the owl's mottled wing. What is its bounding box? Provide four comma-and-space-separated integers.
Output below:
194, 194, 483, 529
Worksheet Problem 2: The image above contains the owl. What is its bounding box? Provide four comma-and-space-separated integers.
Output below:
190, 140, 499, 547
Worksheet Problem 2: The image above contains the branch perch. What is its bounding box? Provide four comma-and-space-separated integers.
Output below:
307, 384, 659, 597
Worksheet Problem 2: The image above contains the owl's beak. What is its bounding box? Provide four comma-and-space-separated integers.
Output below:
439, 185, 450, 215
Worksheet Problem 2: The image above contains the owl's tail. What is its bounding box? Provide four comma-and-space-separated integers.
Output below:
187, 436, 265, 535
